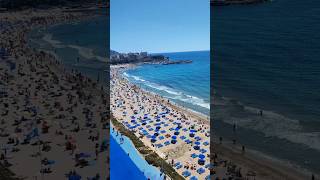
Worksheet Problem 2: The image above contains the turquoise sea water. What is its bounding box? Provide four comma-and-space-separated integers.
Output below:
124, 50, 210, 116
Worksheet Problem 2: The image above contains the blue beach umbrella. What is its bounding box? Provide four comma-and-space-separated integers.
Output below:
198, 154, 205, 159
191, 153, 198, 158
193, 146, 200, 150
200, 149, 207, 153
195, 141, 200, 145
197, 167, 205, 174
182, 171, 191, 177
172, 136, 177, 139
190, 176, 198, 180
198, 159, 205, 165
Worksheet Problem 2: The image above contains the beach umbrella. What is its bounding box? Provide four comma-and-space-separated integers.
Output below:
151, 138, 157, 143
198, 154, 205, 159
190, 176, 198, 180
195, 141, 200, 145
171, 139, 177, 144
191, 153, 198, 158
197, 167, 205, 174
190, 129, 197, 133
172, 136, 177, 140
182, 170, 191, 177
189, 133, 195, 137
193, 146, 200, 150
200, 149, 207, 153
198, 159, 205, 165
174, 131, 180, 135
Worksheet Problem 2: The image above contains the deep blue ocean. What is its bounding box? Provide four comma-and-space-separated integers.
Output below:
124, 50, 210, 116
212, 0, 320, 173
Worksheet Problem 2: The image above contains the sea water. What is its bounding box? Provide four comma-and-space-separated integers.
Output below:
212, 0, 320, 173
28, 12, 109, 85
124, 50, 210, 116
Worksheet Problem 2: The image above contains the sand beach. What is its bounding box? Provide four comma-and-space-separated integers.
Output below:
0, 6, 109, 180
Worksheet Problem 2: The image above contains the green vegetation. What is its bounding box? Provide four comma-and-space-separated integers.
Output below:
111, 118, 184, 180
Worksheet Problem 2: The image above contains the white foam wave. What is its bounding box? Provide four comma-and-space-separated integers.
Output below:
67, 45, 107, 62
42, 33, 64, 48
124, 72, 210, 110
214, 98, 320, 151
42, 33, 107, 63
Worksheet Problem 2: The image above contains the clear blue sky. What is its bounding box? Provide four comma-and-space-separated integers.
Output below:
111, 0, 210, 53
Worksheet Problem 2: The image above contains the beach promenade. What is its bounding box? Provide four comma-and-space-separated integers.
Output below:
0, 7, 109, 179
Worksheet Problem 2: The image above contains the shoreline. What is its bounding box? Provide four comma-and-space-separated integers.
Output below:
0, 6, 109, 179
118, 63, 210, 122
111, 64, 211, 179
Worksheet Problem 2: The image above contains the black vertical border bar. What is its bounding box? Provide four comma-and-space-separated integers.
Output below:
210, 1, 214, 179
106, 0, 110, 179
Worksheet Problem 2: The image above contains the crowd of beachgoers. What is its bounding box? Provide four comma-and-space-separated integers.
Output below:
110, 64, 316, 180
111, 64, 257, 180
0, 8, 109, 180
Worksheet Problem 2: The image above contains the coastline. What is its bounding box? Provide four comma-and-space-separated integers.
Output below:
120, 63, 210, 122
0, 6, 109, 179
111, 63, 211, 179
